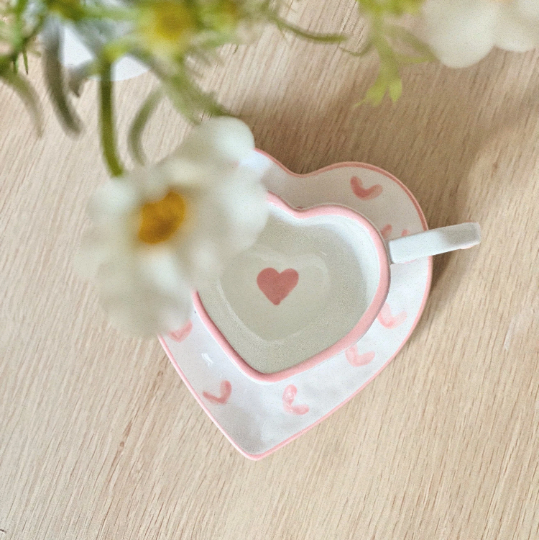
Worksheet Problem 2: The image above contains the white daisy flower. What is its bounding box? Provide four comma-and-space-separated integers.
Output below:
420, 0, 539, 68
77, 117, 269, 336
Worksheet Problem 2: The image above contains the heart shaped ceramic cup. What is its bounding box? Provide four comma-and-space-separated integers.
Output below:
195, 193, 480, 383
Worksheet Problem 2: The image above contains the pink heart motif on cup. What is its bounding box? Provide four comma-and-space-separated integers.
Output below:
257, 268, 299, 306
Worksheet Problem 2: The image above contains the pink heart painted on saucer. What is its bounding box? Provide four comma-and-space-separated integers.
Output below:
381, 224, 393, 239
169, 320, 193, 342
377, 303, 407, 329
345, 345, 375, 367
203, 381, 232, 405
283, 385, 309, 415
351, 176, 383, 200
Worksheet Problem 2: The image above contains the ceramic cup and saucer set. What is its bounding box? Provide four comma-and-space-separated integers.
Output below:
59, 25, 481, 459
160, 151, 481, 460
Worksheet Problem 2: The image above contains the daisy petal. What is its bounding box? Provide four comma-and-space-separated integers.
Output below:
75, 229, 115, 279
87, 180, 139, 221
160, 155, 227, 189
494, 3, 539, 52
421, 0, 499, 68
517, 0, 539, 19
174, 116, 254, 166
138, 248, 189, 298
216, 180, 269, 252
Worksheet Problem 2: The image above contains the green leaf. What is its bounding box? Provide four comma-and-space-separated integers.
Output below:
128, 89, 162, 165
352, 10, 431, 106
388, 77, 402, 102
0, 67, 43, 134
362, 83, 385, 106
41, 19, 82, 133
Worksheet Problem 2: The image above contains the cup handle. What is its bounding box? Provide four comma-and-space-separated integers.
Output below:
387, 223, 481, 264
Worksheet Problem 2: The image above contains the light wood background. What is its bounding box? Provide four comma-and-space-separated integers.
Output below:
1, 2, 538, 539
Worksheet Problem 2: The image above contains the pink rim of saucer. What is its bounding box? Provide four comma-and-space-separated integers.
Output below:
159, 154, 433, 460
192, 192, 391, 383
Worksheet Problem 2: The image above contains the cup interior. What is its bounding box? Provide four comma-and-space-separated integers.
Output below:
196, 198, 388, 380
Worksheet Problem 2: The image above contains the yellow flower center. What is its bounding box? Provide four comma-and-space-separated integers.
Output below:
137, 0, 196, 54
137, 190, 187, 245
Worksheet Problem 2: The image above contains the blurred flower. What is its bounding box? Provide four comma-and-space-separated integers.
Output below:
420, 0, 539, 68
134, 0, 197, 58
131, 0, 258, 62
77, 117, 269, 336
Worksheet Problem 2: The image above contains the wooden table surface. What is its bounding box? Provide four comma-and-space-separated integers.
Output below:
1, 2, 538, 539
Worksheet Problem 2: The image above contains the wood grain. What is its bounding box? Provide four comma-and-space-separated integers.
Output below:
1, 2, 538, 538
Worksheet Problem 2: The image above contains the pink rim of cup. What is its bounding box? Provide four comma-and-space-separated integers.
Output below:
193, 193, 391, 383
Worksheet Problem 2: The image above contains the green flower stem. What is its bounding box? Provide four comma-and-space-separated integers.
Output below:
128, 88, 162, 165
99, 62, 123, 177
270, 14, 345, 44
102, 37, 136, 64
42, 20, 82, 133
0, 66, 43, 133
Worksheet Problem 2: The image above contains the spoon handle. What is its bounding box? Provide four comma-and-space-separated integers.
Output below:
388, 223, 481, 264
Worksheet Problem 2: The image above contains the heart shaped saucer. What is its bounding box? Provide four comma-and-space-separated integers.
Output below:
159, 152, 432, 459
